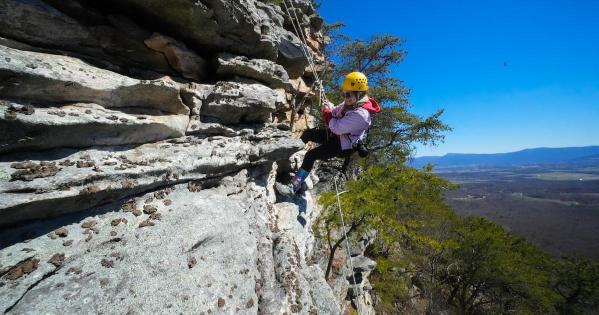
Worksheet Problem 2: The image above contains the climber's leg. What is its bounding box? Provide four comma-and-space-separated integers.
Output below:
276, 131, 352, 197
300, 138, 350, 173
300, 128, 329, 145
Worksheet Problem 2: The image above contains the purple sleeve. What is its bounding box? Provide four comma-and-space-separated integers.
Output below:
331, 103, 344, 118
328, 110, 370, 135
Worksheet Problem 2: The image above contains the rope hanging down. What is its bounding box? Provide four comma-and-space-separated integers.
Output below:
334, 177, 363, 314
282, 2, 363, 313
281, 0, 329, 108
282, 0, 331, 140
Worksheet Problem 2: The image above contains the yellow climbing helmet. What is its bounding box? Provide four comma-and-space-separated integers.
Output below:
341, 71, 368, 91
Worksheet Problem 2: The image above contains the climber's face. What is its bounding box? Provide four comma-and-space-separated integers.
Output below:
342, 91, 357, 105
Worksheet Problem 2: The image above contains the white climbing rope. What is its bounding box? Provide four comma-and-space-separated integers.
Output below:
284, 0, 321, 83
282, 0, 333, 141
282, 3, 362, 312
334, 177, 362, 315
281, 0, 329, 108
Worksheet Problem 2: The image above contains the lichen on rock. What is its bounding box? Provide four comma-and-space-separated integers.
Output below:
0, 0, 362, 314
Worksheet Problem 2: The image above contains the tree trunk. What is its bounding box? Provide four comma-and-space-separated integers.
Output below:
325, 237, 345, 280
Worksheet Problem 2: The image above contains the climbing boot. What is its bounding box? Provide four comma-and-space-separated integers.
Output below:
274, 169, 309, 197
275, 182, 300, 197
297, 211, 308, 227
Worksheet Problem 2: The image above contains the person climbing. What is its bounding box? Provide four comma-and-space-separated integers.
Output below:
276, 71, 381, 196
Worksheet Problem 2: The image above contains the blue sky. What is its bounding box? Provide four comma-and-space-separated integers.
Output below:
318, 0, 599, 156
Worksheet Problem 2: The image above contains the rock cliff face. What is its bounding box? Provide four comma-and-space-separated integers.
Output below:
0, 0, 371, 314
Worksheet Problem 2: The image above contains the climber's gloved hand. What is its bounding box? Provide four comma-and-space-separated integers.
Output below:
322, 100, 334, 110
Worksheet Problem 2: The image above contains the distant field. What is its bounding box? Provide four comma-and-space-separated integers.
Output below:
530, 172, 599, 181
437, 164, 599, 259
509, 193, 580, 206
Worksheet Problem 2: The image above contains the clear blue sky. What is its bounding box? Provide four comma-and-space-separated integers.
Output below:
318, 0, 599, 156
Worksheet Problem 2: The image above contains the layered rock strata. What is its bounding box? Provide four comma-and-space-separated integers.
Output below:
0, 0, 370, 313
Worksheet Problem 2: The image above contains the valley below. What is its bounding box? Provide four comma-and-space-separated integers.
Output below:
437, 164, 599, 259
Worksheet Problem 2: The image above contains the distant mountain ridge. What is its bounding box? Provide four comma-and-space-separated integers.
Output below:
412, 146, 599, 168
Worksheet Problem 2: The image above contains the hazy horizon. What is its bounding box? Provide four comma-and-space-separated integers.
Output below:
413, 144, 599, 158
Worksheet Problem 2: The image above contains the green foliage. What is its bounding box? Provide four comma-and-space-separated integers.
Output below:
315, 163, 599, 314
369, 198, 599, 314
317, 165, 453, 310
336, 35, 407, 89
366, 106, 450, 166
319, 164, 454, 245
371, 268, 411, 311
316, 164, 455, 279
441, 217, 559, 314
552, 256, 599, 314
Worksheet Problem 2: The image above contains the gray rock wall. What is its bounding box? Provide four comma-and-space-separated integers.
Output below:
0, 0, 352, 314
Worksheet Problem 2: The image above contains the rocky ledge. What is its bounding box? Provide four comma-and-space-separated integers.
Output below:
0, 0, 373, 314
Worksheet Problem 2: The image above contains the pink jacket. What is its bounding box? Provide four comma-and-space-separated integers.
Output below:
324, 97, 381, 150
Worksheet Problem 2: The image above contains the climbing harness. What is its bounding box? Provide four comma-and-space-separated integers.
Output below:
334, 176, 363, 314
